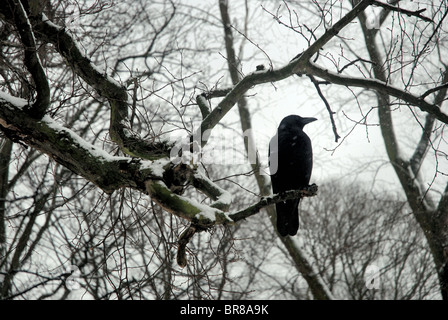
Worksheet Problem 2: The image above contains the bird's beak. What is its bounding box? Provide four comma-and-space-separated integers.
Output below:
303, 117, 317, 125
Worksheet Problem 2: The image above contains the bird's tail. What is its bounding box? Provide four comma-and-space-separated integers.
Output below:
276, 198, 300, 236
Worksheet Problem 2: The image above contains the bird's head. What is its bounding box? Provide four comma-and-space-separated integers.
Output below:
280, 115, 317, 130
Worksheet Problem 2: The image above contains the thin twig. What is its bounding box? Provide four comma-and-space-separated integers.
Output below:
421, 83, 448, 99
338, 58, 376, 74
307, 75, 341, 142
230, 25, 273, 70
372, 0, 433, 23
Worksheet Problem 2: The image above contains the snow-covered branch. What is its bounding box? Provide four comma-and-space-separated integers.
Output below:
191, 169, 232, 211
6, 0, 49, 119
0, 92, 164, 193
34, 13, 173, 160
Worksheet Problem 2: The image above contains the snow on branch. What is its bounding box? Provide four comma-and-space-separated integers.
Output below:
145, 179, 232, 227
191, 168, 232, 212
0, 92, 165, 193
160, 180, 318, 267
35, 13, 172, 160
8, 0, 50, 119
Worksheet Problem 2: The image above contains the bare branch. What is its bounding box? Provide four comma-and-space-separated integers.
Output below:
196, 93, 210, 119
0, 95, 163, 193
307, 74, 340, 142
338, 58, 376, 74
176, 224, 199, 268
228, 184, 318, 223
305, 61, 448, 124
293, 0, 373, 67
421, 83, 448, 99
196, 0, 374, 145
372, 0, 433, 23
230, 24, 273, 70
34, 13, 172, 160
411, 67, 448, 175
4, 0, 50, 118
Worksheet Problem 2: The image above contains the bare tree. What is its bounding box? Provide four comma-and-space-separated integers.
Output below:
1, 0, 447, 300
351, 0, 448, 299
302, 180, 438, 299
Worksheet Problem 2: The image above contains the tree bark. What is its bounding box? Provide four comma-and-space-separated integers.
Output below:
218, 0, 333, 300
0, 139, 12, 258
354, 0, 448, 299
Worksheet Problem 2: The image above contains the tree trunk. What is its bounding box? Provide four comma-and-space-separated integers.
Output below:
219, 0, 333, 300
356, 2, 448, 299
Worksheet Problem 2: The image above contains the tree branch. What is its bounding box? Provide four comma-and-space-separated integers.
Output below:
292, 0, 373, 66
421, 83, 448, 100
190, 169, 231, 211
305, 61, 448, 124
372, 0, 433, 23
410, 67, 448, 178
228, 184, 318, 223
307, 74, 340, 142
218, 1, 331, 300
195, 0, 374, 147
0, 94, 164, 193
34, 13, 172, 160
356, 0, 448, 299
146, 176, 318, 230
5, 0, 50, 119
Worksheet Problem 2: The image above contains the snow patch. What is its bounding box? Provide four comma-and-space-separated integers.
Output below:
0, 91, 28, 109
140, 158, 170, 177
42, 13, 63, 31
193, 170, 232, 207
41, 115, 129, 163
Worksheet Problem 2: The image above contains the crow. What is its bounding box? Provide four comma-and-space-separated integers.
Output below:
269, 115, 317, 236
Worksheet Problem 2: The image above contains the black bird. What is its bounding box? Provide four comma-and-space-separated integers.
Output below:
269, 115, 317, 236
